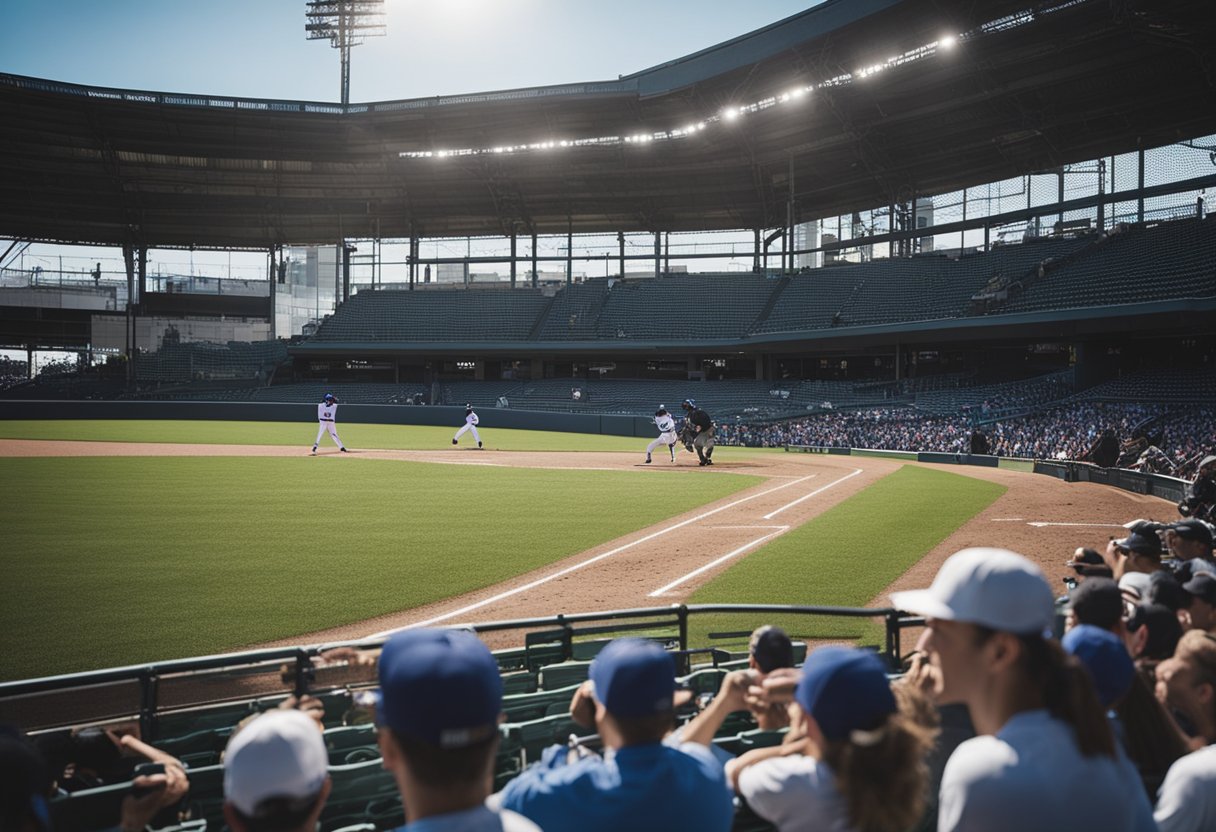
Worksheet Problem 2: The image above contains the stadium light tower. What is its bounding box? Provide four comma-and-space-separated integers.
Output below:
305, 0, 386, 106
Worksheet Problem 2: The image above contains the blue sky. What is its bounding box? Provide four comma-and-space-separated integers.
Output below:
1, 0, 817, 102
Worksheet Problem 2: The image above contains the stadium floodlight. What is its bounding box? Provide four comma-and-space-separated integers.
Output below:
939, 34, 957, 50
305, 0, 386, 106
723, 107, 740, 121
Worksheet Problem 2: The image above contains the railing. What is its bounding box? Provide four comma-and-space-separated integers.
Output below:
0, 604, 909, 735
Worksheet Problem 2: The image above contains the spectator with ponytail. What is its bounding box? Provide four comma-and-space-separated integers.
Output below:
689, 646, 935, 832
891, 548, 1156, 832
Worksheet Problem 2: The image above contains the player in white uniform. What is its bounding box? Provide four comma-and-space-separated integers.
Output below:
645, 406, 678, 464
453, 403, 482, 448
312, 393, 348, 454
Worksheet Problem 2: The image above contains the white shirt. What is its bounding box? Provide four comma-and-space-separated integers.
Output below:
736, 754, 851, 832
655, 414, 675, 433
1155, 744, 1216, 832
465, 411, 479, 425
318, 402, 337, 421
938, 709, 1155, 832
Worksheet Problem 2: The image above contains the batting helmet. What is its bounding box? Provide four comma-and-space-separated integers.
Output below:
682, 399, 696, 410
323, 393, 335, 402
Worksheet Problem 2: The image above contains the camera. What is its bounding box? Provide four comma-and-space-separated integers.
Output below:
130, 762, 166, 798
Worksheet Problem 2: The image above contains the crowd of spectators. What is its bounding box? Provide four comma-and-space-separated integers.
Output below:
5, 518, 1214, 831
0, 356, 28, 390
716, 402, 1215, 479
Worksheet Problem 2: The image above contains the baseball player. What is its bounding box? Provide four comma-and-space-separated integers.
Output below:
682, 398, 715, 466
645, 406, 678, 464
453, 402, 483, 448
312, 393, 348, 454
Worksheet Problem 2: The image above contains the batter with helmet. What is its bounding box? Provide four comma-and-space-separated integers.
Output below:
312, 393, 348, 455
682, 399, 715, 466
644, 405, 678, 464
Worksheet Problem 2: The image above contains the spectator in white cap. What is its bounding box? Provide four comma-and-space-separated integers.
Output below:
891, 548, 1156, 832
223, 709, 331, 832
374, 629, 538, 831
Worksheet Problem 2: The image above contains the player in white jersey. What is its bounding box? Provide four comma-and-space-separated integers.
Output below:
645, 406, 678, 464
453, 403, 483, 448
312, 393, 348, 454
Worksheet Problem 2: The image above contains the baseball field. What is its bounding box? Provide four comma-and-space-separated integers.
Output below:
0, 419, 1173, 682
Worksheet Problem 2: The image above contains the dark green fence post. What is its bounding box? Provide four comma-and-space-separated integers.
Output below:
139, 670, 159, 741
677, 605, 689, 651
884, 611, 901, 668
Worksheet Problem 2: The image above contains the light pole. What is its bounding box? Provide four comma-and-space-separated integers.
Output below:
305, 1, 386, 106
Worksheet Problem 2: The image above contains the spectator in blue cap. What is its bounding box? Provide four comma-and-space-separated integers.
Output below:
1064, 624, 1189, 799
726, 646, 935, 832
892, 547, 1156, 832
1063, 624, 1136, 710
374, 629, 539, 832
498, 638, 732, 832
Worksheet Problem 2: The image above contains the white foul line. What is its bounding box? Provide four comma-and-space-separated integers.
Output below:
648, 528, 789, 597
369, 474, 819, 637
762, 468, 863, 520
1027, 521, 1125, 528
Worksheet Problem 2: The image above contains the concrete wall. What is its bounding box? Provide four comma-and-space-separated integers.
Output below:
0, 400, 657, 438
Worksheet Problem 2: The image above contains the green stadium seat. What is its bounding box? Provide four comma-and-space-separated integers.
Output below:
513, 713, 592, 763
501, 684, 581, 723
537, 661, 591, 691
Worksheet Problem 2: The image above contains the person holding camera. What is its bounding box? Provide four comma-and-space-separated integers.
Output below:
1178, 455, 1216, 522
499, 638, 731, 832
222, 709, 330, 832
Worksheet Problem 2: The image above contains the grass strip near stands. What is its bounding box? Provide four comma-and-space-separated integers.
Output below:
0, 420, 653, 452
687, 466, 1005, 649
1, 457, 758, 680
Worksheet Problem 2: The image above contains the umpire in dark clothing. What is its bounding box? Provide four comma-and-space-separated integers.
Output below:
682, 399, 715, 466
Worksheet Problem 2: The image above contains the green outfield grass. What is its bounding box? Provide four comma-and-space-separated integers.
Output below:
687, 465, 1006, 650
1, 456, 759, 681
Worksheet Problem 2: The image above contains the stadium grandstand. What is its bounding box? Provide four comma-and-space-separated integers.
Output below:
4, 1, 1216, 831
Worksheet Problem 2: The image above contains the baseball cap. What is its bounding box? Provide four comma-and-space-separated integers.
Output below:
1113, 521, 1163, 557
1170, 519, 1214, 548
1062, 625, 1135, 708
1067, 577, 1122, 630
1125, 603, 1183, 661
795, 647, 896, 742
1070, 548, 1105, 566
375, 629, 503, 750
323, 392, 334, 400
750, 626, 795, 673
1183, 573, 1216, 606
223, 710, 328, 818
682, 399, 696, 408
1119, 571, 1152, 604
589, 638, 676, 718
890, 548, 1055, 635
1147, 571, 1187, 612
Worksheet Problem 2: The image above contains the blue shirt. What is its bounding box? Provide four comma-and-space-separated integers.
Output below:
398, 804, 539, 832
500, 741, 732, 832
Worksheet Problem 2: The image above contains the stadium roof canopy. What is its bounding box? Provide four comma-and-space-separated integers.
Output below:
2, 0, 1214, 248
